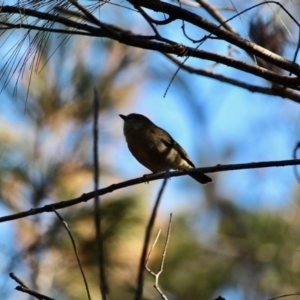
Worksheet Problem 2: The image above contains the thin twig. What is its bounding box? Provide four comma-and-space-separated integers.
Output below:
268, 293, 300, 300
134, 174, 169, 300
158, 213, 172, 277
52, 209, 91, 300
15, 286, 54, 300
163, 53, 300, 103
9, 272, 29, 289
68, 0, 103, 28
127, 0, 300, 76
293, 142, 300, 184
10, 272, 54, 300
145, 229, 161, 267
0, 4, 299, 97
1, 3, 300, 83
1, 159, 300, 223
145, 214, 173, 300
93, 88, 108, 299
195, 0, 236, 33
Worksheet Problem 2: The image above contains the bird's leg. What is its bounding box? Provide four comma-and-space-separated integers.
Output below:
142, 174, 151, 184
142, 170, 169, 184
165, 168, 171, 181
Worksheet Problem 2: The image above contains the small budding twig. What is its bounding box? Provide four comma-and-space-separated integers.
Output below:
145, 213, 173, 300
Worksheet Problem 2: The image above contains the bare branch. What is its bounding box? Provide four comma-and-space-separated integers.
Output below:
10, 273, 55, 300
67, 0, 103, 28
1, 2, 300, 92
135, 175, 169, 300
293, 142, 300, 184
164, 54, 300, 103
0, 159, 300, 223
145, 213, 173, 300
127, 0, 300, 76
0, 6, 101, 34
52, 209, 91, 300
9, 273, 30, 289
195, 0, 236, 33
145, 229, 161, 268
268, 293, 300, 300
93, 89, 109, 299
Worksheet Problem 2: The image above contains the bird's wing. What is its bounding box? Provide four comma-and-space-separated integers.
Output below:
154, 126, 195, 168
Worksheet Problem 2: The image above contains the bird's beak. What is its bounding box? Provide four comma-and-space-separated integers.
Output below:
119, 114, 127, 120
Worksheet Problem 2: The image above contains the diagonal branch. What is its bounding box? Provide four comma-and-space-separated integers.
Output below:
195, 0, 236, 33
0, 159, 299, 223
164, 53, 300, 103
10, 273, 55, 300
1, 4, 300, 90
134, 175, 169, 300
145, 213, 173, 300
52, 209, 91, 300
127, 0, 300, 76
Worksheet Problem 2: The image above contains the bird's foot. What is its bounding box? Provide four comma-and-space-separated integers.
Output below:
143, 174, 151, 184
143, 171, 170, 184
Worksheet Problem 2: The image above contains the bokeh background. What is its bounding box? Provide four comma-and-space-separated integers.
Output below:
1, 0, 300, 299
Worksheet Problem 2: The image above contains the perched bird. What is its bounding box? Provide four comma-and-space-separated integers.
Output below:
119, 113, 212, 184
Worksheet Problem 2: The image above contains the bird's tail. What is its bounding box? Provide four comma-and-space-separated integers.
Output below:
189, 172, 212, 184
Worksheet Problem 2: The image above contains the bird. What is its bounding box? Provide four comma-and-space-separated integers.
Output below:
119, 113, 212, 184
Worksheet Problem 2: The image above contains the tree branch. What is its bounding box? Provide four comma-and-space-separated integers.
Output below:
1, 4, 300, 89
93, 89, 109, 299
195, 0, 236, 33
52, 209, 91, 300
135, 175, 169, 300
164, 54, 300, 103
127, 0, 300, 76
10, 273, 54, 300
0, 159, 299, 223
145, 213, 173, 300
